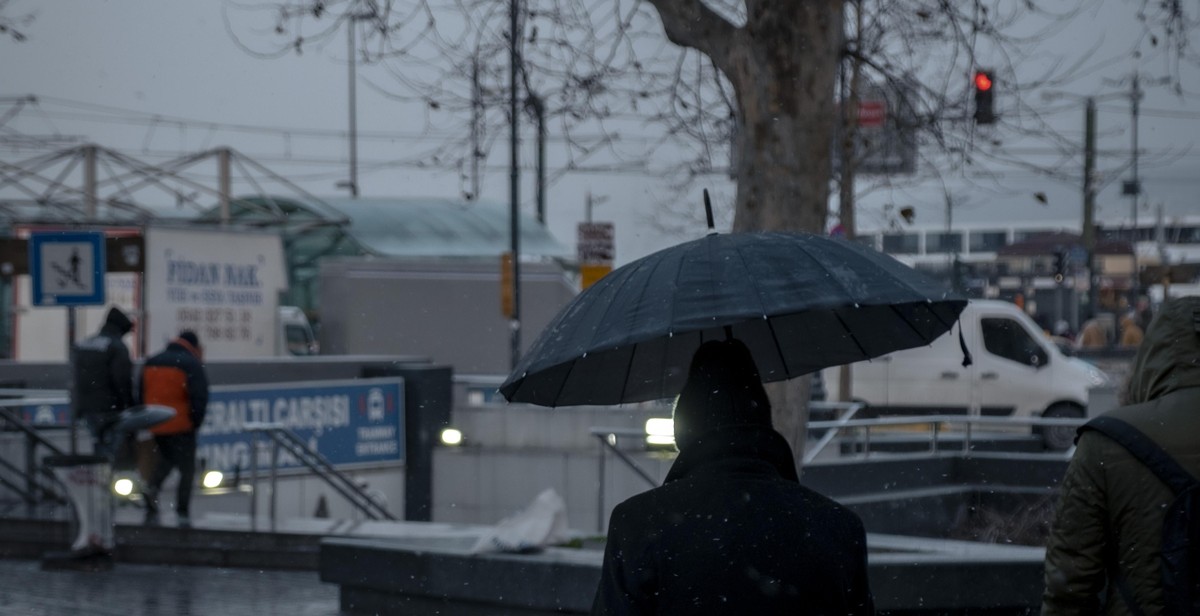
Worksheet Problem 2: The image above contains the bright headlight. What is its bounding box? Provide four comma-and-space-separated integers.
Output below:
645, 417, 675, 446
202, 470, 224, 489
113, 478, 134, 496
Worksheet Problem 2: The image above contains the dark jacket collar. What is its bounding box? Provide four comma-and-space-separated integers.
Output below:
664, 424, 800, 485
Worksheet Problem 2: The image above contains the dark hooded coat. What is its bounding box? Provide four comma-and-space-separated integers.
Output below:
73, 307, 135, 425
1042, 297, 1200, 615
592, 340, 874, 615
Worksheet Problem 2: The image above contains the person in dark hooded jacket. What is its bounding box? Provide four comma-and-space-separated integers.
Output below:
72, 306, 135, 448
1042, 296, 1200, 615
592, 339, 874, 615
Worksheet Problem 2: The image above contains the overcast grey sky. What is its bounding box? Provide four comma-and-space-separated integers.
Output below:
3, 1, 1198, 265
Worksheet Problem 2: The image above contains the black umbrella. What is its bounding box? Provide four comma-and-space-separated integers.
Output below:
501, 229, 968, 407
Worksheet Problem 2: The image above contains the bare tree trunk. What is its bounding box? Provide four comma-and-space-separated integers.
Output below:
729, 3, 843, 471
766, 377, 813, 471
648, 1, 844, 471
728, 2, 843, 236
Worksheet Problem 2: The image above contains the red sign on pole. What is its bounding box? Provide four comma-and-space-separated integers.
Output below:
857, 100, 886, 128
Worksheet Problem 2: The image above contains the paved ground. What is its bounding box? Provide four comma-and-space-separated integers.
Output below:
0, 558, 341, 616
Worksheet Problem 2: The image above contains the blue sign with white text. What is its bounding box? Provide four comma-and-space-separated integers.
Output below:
196, 378, 405, 474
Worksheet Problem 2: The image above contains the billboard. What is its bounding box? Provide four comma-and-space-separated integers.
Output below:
143, 227, 288, 359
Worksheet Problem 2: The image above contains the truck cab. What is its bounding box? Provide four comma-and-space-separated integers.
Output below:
277, 306, 318, 356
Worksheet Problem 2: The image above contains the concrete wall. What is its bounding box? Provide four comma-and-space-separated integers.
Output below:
318, 258, 577, 375
433, 400, 677, 532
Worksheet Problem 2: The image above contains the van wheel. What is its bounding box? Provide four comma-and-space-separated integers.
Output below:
1041, 403, 1084, 451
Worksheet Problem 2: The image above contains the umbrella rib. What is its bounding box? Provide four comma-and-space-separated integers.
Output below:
730, 238, 792, 376
763, 316, 793, 376
586, 250, 670, 404
833, 311, 871, 359
887, 303, 934, 343
657, 240, 696, 401
793, 237, 861, 307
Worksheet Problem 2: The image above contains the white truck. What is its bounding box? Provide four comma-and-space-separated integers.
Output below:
10, 226, 313, 360
824, 299, 1110, 449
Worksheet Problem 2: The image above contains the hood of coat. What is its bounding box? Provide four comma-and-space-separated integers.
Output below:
1126, 296, 1200, 404
101, 306, 134, 337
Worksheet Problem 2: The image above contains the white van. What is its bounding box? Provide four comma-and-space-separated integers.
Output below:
823, 300, 1109, 449
277, 305, 318, 356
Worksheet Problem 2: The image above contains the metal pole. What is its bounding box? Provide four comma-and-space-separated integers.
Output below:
250, 431, 258, 531
1129, 73, 1140, 304
509, 0, 521, 370
597, 436, 606, 533
470, 59, 481, 201
1083, 98, 1098, 315
535, 96, 546, 225
67, 307, 77, 454
218, 148, 231, 226
83, 145, 97, 219
836, 2, 862, 405
347, 15, 359, 198
270, 437, 278, 532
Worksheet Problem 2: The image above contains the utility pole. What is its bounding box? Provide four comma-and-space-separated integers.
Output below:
469, 59, 481, 201
508, 0, 522, 370
530, 94, 546, 225
836, 1, 862, 404
1127, 71, 1140, 304
218, 147, 232, 226
1082, 97, 1098, 316
346, 14, 359, 198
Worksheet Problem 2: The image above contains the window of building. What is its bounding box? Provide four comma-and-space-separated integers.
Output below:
882, 233, 919, 254
926, 232, 963, 253
969, 231, 1007, 252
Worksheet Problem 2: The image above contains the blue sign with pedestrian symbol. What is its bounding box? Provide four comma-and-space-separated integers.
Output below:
29, 231, 106, 306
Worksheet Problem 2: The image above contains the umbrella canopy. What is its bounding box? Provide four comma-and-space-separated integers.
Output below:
500, 231, 967, 407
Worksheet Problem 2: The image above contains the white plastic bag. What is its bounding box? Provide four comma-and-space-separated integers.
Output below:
471, 488, 569, 554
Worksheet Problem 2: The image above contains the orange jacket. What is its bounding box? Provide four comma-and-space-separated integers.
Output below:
141, 338, 208, 435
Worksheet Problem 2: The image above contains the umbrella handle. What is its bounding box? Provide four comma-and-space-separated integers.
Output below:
703, 189, 715, 231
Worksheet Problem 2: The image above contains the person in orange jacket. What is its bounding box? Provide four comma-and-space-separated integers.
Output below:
141, 331, 208, 528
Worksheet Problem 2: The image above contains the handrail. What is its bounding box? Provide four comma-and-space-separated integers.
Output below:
803, 402, 866, 465
0, 403, 69, 507
805, 414, 1087, 461
589, 427, 662, 533
588, 411, 1085, 529
243, 422, 395, 531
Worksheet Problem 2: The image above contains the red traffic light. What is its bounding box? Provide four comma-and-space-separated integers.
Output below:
974, 72, 993, 92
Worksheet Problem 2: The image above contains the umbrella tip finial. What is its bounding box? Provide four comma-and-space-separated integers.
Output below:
702, 189, 716, 232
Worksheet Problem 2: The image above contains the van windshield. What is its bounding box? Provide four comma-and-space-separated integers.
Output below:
285, 324, 315, 356
981, 317, 1049, 367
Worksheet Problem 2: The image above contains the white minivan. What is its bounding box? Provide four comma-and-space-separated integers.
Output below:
823, 300, 1109, 449
277, 305, 319, 356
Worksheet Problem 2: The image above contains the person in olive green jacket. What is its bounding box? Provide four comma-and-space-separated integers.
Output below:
1042, 296, 1200, 615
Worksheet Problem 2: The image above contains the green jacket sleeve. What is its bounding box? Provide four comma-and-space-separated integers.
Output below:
1041, 433, 1110, 616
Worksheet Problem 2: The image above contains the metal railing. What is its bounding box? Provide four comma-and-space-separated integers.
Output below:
805, 414, 1085, 462
588, 404, 1085, 530
0, 397, 69, 510
244, 422, 395, 531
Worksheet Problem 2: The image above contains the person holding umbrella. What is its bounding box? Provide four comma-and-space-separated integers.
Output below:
502, 212, 965, 614
592, 339, 874, 614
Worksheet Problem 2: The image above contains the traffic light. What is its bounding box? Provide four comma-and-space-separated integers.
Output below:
1053, 251, 1067, 282
973, 70, 995, 124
